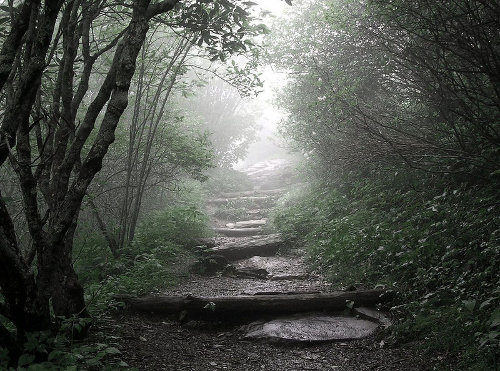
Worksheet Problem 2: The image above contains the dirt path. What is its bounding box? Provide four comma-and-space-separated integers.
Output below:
112, 160, 428, 370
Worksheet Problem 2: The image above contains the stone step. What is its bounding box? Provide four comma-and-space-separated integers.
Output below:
226, 219, 267, 229
209, 233, 285, 260
213, 227, 262, 237
206, 196, 276, 207
219, 188, 287, 198
233, 256, 308, 281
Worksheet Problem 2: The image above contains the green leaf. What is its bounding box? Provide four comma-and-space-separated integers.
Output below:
48, 350, 66, 362
479, 298, 493, 310
18, 353, 35, 367
463, 300, 476, 312
105, 347, 121, 355
490, 309, 500, 327
488, 331, 499, 340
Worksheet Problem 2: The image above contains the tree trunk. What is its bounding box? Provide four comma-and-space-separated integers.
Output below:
88, 197, 120, 257
37, 219, 88, 336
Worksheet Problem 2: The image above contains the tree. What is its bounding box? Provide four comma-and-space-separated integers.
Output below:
271, 0, 499, 178
0, 0, 264, 361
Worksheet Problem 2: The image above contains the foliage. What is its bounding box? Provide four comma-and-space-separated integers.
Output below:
75, 199, 210, 313
202, 167, 253, 195
270, 2, 500, 367
270, 0, 500, 178
0, 316, 130, 370
272, 171, 499, 369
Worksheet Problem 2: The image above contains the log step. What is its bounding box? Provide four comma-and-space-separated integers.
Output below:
118, 290, 396, 318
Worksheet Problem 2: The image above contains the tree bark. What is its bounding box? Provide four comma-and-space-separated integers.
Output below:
88, 197, 120, 258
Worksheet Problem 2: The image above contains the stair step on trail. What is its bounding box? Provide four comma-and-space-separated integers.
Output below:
213, 227, 263, 237
209, 233, 285, 260
220, 188, 286, 198
225, 219, 267, 229
206, 195, 276, 206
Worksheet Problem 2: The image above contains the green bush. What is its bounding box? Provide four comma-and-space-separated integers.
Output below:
74, 202, 211, 316
272, 172, 499, 370
202, 167, 252, 195
131, 204, 211, 250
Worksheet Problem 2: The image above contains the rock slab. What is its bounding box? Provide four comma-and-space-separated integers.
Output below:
210, 234, 285, 260
244, 314, 378, 342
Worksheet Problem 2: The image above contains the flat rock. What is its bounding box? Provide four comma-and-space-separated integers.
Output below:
213, 227, 262, 237
210, 234, 285, 260
206, 196, 273, 206
220, 189, 286, 198
244, 314, 378, 342
226, 219, 267, 229
270, 274, 309, 281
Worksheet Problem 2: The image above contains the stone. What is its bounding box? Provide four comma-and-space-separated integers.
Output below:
244, 314, 378, 342
213, 227, 262, 237
230, 219, 267, 228
210, 234, 285, 260
220, 188, 286, 198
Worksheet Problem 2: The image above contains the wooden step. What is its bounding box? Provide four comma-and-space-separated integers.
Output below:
117, 290, 397, 318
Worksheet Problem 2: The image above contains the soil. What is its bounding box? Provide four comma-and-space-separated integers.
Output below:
110, 312, 430, 370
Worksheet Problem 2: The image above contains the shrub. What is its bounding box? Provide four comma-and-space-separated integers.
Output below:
272, 171, 499, 369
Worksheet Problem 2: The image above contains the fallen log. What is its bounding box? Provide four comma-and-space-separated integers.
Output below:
210, 233, 284, 260
118, 290, 396, 319
213, 227, 262, 237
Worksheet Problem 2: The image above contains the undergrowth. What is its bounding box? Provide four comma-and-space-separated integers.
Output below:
202, 167, 252, 195
77, 203, 211, 314
272, 171, 499, 370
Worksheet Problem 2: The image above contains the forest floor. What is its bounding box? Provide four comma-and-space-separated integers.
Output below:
107, 160, 431, 370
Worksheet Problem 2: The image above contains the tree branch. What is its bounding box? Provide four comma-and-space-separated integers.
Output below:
146, 0, 180, 19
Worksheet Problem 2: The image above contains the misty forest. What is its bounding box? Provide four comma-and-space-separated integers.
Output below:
0, 0, 498, 369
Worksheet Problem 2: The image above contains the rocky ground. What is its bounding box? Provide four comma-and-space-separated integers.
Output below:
109, 160, 431, 370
